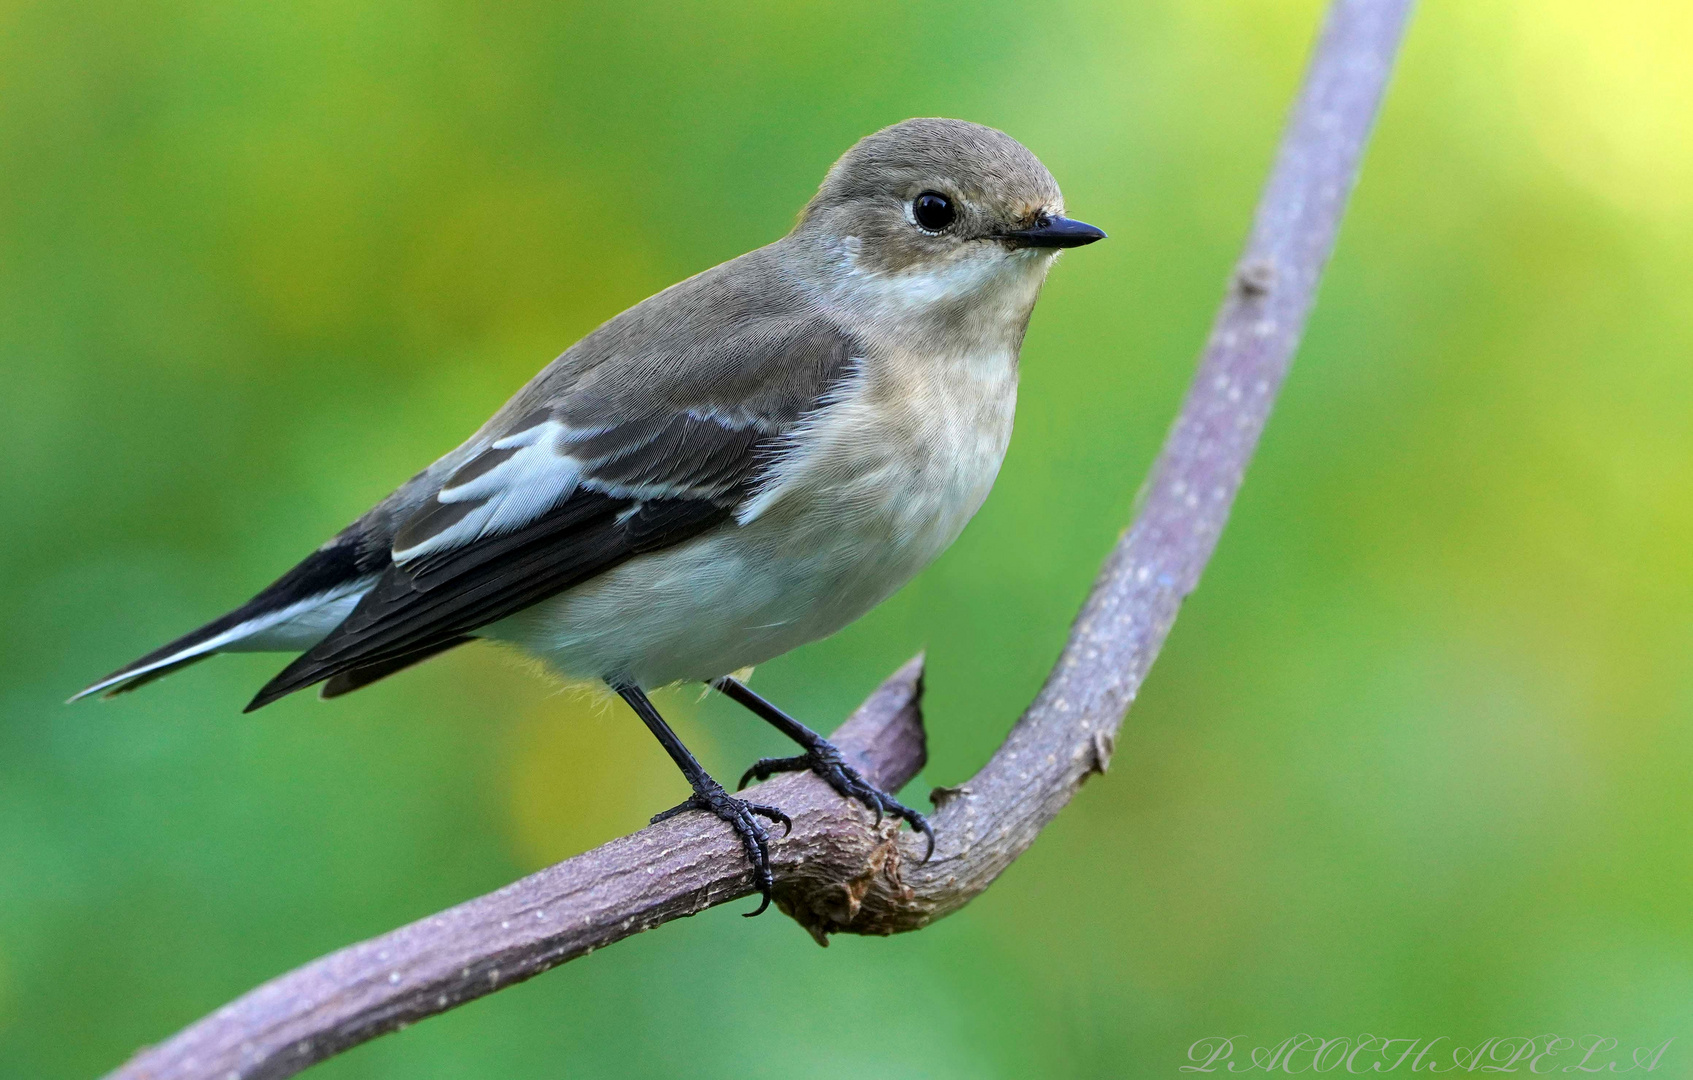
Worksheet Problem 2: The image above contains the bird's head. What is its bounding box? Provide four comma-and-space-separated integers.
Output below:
794, 118, 1104, 313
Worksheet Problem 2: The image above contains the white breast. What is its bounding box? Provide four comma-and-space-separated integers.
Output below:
741, 346, 1017, 565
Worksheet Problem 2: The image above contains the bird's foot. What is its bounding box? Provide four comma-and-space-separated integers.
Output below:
652, 780, 791, 916
738, 740, 935, 861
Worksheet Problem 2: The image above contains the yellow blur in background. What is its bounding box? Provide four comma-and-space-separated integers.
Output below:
3, 0, 1693, 1076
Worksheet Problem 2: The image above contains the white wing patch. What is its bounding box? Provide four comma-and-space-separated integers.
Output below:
392, 421, 587, 564
392, 408, 781, 565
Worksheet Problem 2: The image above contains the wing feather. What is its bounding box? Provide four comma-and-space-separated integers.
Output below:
246, 253, 866, 707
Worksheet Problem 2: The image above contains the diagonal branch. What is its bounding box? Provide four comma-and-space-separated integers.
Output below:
107, 1, 1414, 1076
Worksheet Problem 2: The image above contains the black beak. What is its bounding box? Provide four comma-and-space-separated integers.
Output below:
995, 215, 1107, 249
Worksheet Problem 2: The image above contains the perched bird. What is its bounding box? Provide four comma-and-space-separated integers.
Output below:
74, 118, 1104, 912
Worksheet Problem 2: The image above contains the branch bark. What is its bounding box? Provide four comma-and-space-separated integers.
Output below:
109, 1, 1414, 1075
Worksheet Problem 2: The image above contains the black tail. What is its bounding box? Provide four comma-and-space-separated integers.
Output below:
317, 637, 474, 700
71, 541, 383, 702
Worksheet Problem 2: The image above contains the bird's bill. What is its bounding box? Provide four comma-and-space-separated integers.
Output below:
994, 216, 1107, 249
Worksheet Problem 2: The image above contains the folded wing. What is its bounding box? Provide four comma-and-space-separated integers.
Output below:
247, 268, 862, 709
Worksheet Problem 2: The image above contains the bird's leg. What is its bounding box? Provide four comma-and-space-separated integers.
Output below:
710, 676, 935, 860
613, 682, 791, 916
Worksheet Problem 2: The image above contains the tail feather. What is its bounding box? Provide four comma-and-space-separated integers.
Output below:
71, 644, 223, 703
71, 541, 381, 703
316, 637, 475, 700
97, 653, 218, 697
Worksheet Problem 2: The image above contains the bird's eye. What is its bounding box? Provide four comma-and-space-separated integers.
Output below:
911, 191, 956, 232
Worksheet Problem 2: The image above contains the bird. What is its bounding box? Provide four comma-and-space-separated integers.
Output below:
73, 117, 1105, 913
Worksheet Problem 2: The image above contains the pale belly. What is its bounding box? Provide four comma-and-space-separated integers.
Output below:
486, 357, 1018, 688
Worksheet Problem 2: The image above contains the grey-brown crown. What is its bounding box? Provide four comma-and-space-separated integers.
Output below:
795, 119, 1064, 271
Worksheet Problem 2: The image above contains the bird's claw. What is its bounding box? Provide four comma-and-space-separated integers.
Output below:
738, 754, 810, 791
651, 780, 791, 916
738, 741, 935, 862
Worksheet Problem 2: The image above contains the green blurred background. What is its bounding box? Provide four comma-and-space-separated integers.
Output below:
5, 0, 1693, 1075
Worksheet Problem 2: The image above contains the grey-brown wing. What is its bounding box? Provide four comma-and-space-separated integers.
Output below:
246, 271, 862, 709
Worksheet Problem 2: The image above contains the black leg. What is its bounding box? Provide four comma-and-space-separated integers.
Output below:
613, 682, 791, 916
710, 676, 935, 860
